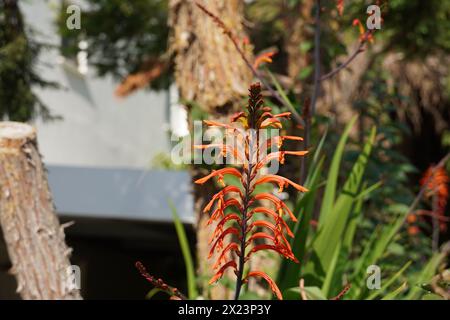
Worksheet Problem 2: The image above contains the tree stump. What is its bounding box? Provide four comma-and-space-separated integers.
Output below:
0, 122, 81, 300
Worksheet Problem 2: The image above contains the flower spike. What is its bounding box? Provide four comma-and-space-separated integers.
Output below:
196, 82, 308, 300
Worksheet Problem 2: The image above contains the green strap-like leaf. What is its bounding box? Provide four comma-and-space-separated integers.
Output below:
318, 115, 358, 224
367, 261, 412, 300
405, 252, 445, 300
382, 282, 407, 300
276, 157, 324, 290
169, 200, 198, 299
312, 126, 376, 286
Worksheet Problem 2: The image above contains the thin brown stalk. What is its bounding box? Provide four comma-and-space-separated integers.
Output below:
330, 283, 351, 300
301, 0, 321, 182
299, 278, 308, 300
135, 261, 187, 300
320, 30, 373, 82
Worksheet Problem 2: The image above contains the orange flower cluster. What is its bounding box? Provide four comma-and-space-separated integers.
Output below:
407, 166, 450, 236
420, 166, 449, 232
195, 83, 308, 300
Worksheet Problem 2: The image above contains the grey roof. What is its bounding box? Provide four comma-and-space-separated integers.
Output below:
47, 165, 194, 224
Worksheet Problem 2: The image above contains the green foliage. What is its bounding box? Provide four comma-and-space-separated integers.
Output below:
405, 251, 446, 300
357, 68, 416, 210
0, 0, 58, 121
57, 0, 170, 89
151, 152, 188, 170
284, 286, 327, 300
383, 0, 450, 57
276, 123, 443, 300
344, 0, 450, 58
318, 116, 359, 224
367, 261, 411, 300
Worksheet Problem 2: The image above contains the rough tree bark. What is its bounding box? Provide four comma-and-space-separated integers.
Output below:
0, 122, 81, 300
169, 0, 253, 114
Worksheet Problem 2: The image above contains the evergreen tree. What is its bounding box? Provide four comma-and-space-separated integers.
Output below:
0, 0, 58, 121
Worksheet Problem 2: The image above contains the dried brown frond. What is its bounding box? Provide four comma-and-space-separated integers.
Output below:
115, 59, 167, 98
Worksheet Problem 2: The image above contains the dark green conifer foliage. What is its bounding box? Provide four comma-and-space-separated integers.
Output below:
0, 0, 58, 121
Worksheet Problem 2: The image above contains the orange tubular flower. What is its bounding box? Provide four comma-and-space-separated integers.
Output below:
254, 174, 309, 193
253, 51, 276, 69
267, 136, 304, 149
256, 151, 308, 169
194, 83, 308, 300
194, 167, 242, 187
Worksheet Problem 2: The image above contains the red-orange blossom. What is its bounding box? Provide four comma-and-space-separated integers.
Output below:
194, 83, 308, 300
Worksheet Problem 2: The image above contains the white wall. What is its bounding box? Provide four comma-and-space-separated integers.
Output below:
21, 0, 171, 168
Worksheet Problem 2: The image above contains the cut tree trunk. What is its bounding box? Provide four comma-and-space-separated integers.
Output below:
0, 122, 81, 300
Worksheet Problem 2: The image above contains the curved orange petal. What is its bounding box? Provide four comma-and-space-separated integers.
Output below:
244, 271, 283, 300
273, 112, 291, 119
245, 233, 296, 259
284, 151, 309, 158
207, 198, 243, 223
230, 111, 246, 123
254, 174, 309, 193
257, 151, 308, 169
209, 260, 237, 284
212, 243, 240, 269
248, 220, 291, 250
209, 214, 241, 242
203, 186, 243, 213
260, 118, 282, 129
265, 136, 304, 149
209, 227, 240, 256
256, 152, 286, 169
249, 207, 294, 237
245, 232, 275, 246
203, 120, 232, 129
223, 198, 243, 212
253, 51, 276, 69
195, 168, 242, 185
246, 244, 298, 263
252, 193, 297, 222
